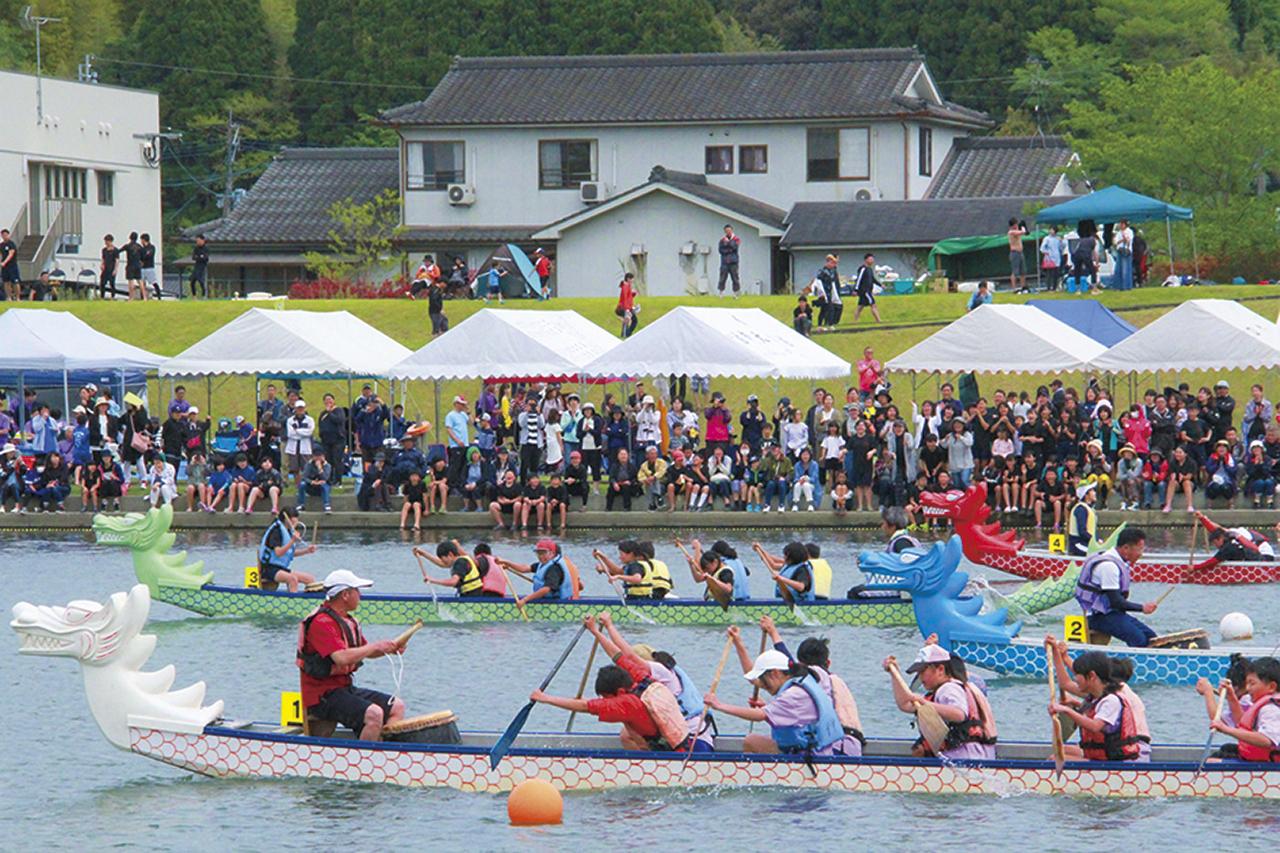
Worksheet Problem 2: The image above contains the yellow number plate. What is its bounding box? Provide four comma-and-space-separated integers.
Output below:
244, 566, 260, 589
1048, 534, 1066, 554
280, 691, 303, 727
1064, 614, 1088, 644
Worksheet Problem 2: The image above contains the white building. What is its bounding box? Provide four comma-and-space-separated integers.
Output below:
0, 69, 163, 289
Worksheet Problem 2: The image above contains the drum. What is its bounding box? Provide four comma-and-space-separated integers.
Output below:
1149, 628, 1211, 650
382, 710, 462, 745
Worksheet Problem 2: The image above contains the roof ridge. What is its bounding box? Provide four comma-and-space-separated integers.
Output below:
279, 146, 398, 159
954, 135, 1068, 149
449, 48, 923, 71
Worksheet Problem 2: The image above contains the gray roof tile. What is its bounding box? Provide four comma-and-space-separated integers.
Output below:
382, 49, 990, 128
925, 136, 1074, 199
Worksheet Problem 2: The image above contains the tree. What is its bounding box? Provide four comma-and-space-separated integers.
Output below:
1011, 27, 1117, 133
1229, 0, 1260, 50
304, 189, 406, 281
1094, 0, 1233, 65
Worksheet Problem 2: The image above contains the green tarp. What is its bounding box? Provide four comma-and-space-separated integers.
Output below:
928, 230, 1046, 271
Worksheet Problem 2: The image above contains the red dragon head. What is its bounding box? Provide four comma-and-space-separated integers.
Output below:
918, 482, 1024, 563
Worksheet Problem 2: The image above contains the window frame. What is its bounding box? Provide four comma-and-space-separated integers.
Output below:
918, 126, 933, 177
738, 144, 768, 174
806, 126, 872, 182
705, 145, 734, 175
405, 140, 467, 191
538, 138, 598, 190
97, 170, 115, 206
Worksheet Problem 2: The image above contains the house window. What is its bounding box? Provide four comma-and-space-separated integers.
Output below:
739, 145, 768, 174
705, 146, 734, 174
406, 141, 465, 190
44, 165, 87, 201
918, 127, 933, 177
539, 139, 597, 189
806, 127, 870, 181
97, 171, 115, 206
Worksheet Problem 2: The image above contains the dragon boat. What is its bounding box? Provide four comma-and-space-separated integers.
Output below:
12, 583, 1280, 799
926, 484, 1280, 585
90, 505, 1077, 627
859, 535, 1277, 686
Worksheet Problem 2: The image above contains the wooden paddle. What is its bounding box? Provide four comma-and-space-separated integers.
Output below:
887, 661, 949, 756
394, 619, 424, 648
676, 538, 731, 611
1046, 640, 1066, 778
1195, 686, 1229, 777
565, 639, 600, 733
680, 635, 735, 771
413, 552, 440, 609
500, 567, 530, 622
489, 624, 588, 770
747, 628, 769, 733
1155, 516, 1202, 606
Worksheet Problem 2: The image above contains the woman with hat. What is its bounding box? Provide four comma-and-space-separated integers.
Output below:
1115, 444, 1143, 510
1205, 438, 1239, 508
883, 643, 997, 760
88, 397, 119, 453
1245, 440, 1275, 509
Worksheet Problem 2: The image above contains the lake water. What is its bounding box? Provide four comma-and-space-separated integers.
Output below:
5, 527, 1279, 851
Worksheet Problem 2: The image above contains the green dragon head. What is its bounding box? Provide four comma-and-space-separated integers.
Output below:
92, 505, 212, 593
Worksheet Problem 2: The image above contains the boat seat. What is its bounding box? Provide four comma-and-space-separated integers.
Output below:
304, 713, 336, 738
1087, 630, 1111, 645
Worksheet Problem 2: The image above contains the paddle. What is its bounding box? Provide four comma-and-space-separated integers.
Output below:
565, 639, 600, 733
680, 635, 735, 772
1195, 686, 1230, 777
1045, 639, 1066, 778
747, 629, 769, 733
394, 619, 424, 648
489, 624, 588, 770
413, 552, 440, 610
887, 661, 949, 756
1156, 516, 1202, 606
596, 558, 656, 625
499, 567, 531, 622
676, 538, 730, 611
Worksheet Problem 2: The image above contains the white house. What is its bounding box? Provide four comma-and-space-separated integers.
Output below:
0, 69, 163, 290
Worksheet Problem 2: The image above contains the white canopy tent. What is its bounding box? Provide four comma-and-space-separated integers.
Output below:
0, 309, 164, 415
581, 306, 851, 380
159, 309, 411, 377
1091, 299, 1280, 372
886, 304, 1106, 375
390, 309, 619, 382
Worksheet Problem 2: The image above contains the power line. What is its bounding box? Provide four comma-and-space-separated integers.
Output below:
94, 56, 427, 91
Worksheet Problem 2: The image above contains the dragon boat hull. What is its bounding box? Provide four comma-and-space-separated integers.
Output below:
972, 548, 1280, 585
949, 635, 1269, 685
129, 725, 1280, 799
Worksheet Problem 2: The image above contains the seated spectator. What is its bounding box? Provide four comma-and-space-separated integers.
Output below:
1140, 448, 1168, 510
460, 447, 494, 511
707, 445, 734, 510
475, 413, 497, 460
830, 471, 851, 514
358, 452, 391, 512
425, 457, 449, 513
606, 448, 639, 511
872, 450, 898, 509
562, 450, 590, 508
488, 469, 523, 530
759, 443, 790, 512
1163, 444, 1198, 513
521, 473, 548, 531
146, 455, 177, 509
685, 452, 711, 511
184, 452, 209, 512
1244, 440, 1275, 509
227, 453, 256, 513
206, 458, 231, 512
730, 442, 756, 511
1115, 444, 1142, 511
903, 471, 929, 528
79, 457, 102, 512
546, 472, 569, 530
400, 470, 427, 530
1081, 440, 1113, 509
98, 450, 126, 510
637, 445, 668, 510
296, 451, 333, 513
790, 446, 821, 511
661, 451, 692, 511
388, 435, 427, 490
244, 456, 284, 514
1204, 439, 1238, 508
793, 295, 812, 336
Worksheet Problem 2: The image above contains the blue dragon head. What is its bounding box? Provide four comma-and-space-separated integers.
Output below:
856, 535, 1021, 647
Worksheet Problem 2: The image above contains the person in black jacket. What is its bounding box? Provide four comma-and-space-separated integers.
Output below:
317, 394, 348, 485
606, 448, 640, 511
717, 225, 740, 296
160, 410, 187, 468
851, 253, 882, 323
189, 235, 209, 298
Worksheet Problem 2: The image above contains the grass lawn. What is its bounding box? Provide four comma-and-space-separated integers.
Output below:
7, 284, 1280, 423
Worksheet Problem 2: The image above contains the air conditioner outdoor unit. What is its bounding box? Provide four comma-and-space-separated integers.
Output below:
580, 181, 608, 204
854, 187, 881, 201
447, 184, 476, 206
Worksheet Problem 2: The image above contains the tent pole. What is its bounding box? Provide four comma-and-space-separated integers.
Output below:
433, 380, 441, 431
1165, 217, 1176, 280
1190, 221, 1200, 281
206, 376, 212, 420
18, 372, 24, 432
62, 370, 69, 420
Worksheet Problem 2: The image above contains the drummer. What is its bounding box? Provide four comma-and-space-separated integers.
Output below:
258, 507, 316, 592
297, 570, 411, 741
882, 644, 997, 760
1067, 481, 1099, 556
1074, 527, 1159, 647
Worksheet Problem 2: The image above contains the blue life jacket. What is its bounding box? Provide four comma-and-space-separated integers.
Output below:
771, 674, 844, 754
1074, 550, 1129, 615
672, 664, 703, 719
724, 557, 751, 601
259, 519, 296, 570
776, 561, 816, 603
532, 555, 574, 600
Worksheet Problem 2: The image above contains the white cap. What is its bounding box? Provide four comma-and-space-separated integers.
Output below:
743, 649, 791, 682
906, 643, 952, 673
294, 400, 306, 408
642, 394, 654, 405
323, 569, 373, 598
0, 443, 15, 454
189, 406, 199, 414
1076, 481, 1097, 499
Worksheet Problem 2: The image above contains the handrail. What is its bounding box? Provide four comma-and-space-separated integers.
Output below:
9, 202, 29, 241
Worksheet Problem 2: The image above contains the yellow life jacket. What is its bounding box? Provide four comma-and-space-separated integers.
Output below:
627, 559, 674, 598
809, 557, 833, 600
456, 555, 484, 596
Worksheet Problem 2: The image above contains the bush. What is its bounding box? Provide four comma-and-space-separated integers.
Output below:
288, 277, 409, 299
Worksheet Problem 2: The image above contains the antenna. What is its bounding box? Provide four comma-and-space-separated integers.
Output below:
19, 6, 63, 122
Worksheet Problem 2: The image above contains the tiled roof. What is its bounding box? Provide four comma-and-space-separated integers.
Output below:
396, 226, 541, 245
193, 148, 399, 245
382, 49, 990, 128
781, 196, 1074, 248
925, 136, 1074, 199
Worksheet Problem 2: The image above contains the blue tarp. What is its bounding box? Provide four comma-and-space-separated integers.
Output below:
1035, 186, 1193, 225
1027, 299, 1137, 347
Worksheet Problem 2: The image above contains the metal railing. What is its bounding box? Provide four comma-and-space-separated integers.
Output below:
23, 199, 81, 279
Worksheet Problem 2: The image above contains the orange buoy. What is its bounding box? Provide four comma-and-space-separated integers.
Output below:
507, 778, 563, 825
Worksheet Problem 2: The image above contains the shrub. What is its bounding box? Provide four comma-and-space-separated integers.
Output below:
287, 277, 410, 299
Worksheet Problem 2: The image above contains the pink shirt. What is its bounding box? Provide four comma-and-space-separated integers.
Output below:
857, 359, 882, 393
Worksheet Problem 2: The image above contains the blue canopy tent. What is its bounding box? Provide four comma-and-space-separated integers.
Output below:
1035, 186, 1197, 280
1027, 299, 1137, 347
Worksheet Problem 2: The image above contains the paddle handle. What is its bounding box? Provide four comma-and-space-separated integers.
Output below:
540, 625, 588, 692
1159, 515, 1204, 604
747, 628, 768, 733
1212, 685, 1229, 723
887, 661, 919, 701
501, 567, 530, 621
566, 638, 600, 733
394, 619, 424, 648
681, 635, 735, 769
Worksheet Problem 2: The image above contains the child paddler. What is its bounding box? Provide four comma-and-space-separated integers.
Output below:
1048, 651, 1148, 762
1048, 636, 1152, 760
752, 541, 816, 603
883, 643, 997, 760
412, 541, 507, 597
702, 626, 844, 756
1209, 656, 1280, 763
678, 538, 750, 602
528, 614, 700, 752
497, 539, 583, 605
593, 540, 673, 600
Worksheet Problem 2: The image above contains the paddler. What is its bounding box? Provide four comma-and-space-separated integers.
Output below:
1073, 527, 1159, 647
680, 538, 750, 601
848, 507, 919, 598
1209, 656, 1280, 763
703, 630, 844, 756
756, 615, 864, 755
1194, 511, 1275, 572
1067, 481, 1099, 556
412, 540, 507, 597
1048, 637, 1151, 760
753, 541, 816, 603
529, 614, 697, 752
296, 570, 411, 741
497, 538, 581, 605
258, 507, 317, 592
882, 644, 997, 760
1048, 651, 1147, 762
593, 539, 673, 600
1196, 654, 1251, 758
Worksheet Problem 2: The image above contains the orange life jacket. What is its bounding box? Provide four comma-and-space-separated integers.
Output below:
1238, 693, 1280, 762
1080, 691, 1142, 761
477, 554, 507, 596
624, 678, 690, 751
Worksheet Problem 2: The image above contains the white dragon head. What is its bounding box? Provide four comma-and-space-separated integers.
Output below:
12, 584, 223, 749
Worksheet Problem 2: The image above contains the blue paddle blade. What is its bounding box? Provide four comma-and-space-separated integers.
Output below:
490, 701, 535, 770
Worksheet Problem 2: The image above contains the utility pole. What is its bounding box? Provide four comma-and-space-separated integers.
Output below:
77, 53, 98, 83
20, 6, 63, 122
222, 109, 241, 214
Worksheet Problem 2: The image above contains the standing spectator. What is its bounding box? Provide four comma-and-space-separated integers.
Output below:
739, 394, 767, 451
617, 272, 638, 338
578, 402, 603, 482
121, 232, 143, 300
0, 228, 18, 302
296, 451, 333, 513
184, 407, 210, 459
354, 394, 389, 467
560, 393, 583, 460
1111, 218, 1134, 291
284, 400, 315, 484
1039, 225, 1067, 291
444, 395, 471, 487
814, 254, 840, 329
1072, 222, 1100, 294
703, 392, 732, 457
1007, 217, 1028, 292
257, 383, 285, 426
189, 235, 209, 298
534, 248, 552, 299
160, 408, 186, 469
1241, 383, 1272, 444
1133, 229, 1149, 285
851, 253, 882, 323
634, 395, 661, 451
966, 281, 992, 312
100, 234, 121, 299
427, 278, 449, 336
856, 347, 883, 401
168, 385, 191, 417
717, 224, 741, 297
1212, 380, 1236, 443
941, 417, 975, 488
318, 394, 347, 484
517, 397, 545, 475
139, 233, 159, 299
483, 262, 507, 304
